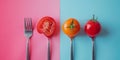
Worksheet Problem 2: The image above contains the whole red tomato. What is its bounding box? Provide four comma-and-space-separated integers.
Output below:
84, 15, 101, 38
37, 16, 56, 37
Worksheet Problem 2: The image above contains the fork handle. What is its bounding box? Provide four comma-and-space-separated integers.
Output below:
48, 40, 50, 60
91, 37, 95, 60
92, 41, 94, 60
70, 40, 73, 60
26, 39, 30, 60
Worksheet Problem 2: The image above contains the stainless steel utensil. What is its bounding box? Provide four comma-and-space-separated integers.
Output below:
24, 18, 33, 60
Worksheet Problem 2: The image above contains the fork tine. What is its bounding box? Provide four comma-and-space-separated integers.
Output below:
28, 18, 30, 31
24, 18, 27, 31
29, 18, 32, 31
27, 18, 30, 31
24, 18, 32, 31
26, 18, 29, 31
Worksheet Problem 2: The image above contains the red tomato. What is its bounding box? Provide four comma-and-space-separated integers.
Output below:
84, 15, 101, 38
37, 16, 56, 37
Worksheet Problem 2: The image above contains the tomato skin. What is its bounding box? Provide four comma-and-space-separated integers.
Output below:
84, 20, 101, 38
62, 18, 80, 38
37, 16, 56, 37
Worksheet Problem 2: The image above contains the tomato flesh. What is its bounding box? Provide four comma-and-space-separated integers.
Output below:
37, 16, 56, 37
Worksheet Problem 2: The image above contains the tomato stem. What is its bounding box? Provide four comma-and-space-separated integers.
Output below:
93, 14, 95, 20
70, 20, 74, 29
92, 14, 97, 22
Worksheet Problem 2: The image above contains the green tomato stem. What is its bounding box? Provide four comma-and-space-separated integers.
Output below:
93, 14, 95, 20
70, 19, 74, 29
92, 14, 98, 22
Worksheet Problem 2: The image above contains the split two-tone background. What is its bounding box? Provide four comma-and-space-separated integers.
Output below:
0, 0, 120, 60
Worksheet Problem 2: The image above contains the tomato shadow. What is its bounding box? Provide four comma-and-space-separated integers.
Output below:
77, 27, 86, 37
52, 18, 60, 38
32, 17, 39, 30
99, 26, 109, 38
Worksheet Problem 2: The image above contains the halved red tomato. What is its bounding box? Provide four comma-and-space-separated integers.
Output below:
37, 16, 56, 37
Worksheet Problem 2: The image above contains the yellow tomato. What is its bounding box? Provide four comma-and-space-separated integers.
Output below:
62, 18, 80, 39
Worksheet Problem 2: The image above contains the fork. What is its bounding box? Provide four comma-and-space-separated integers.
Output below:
24, 18, 33, 60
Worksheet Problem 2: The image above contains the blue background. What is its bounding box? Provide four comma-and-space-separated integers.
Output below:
60, 0, 120, 60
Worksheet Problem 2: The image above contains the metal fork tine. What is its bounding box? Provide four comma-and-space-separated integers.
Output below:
26, 18, 28, 31
27, 18, 29, 31
29, 18, 32, 31
28, 18, 31, 31
25, 18, 32, 31
24, 18, 27, 31
27, 18, 30, 31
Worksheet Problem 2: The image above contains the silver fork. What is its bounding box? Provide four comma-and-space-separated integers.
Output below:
24, 18, 33, 60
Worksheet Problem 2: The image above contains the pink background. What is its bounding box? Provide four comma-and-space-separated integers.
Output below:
0, 0, 60, 60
